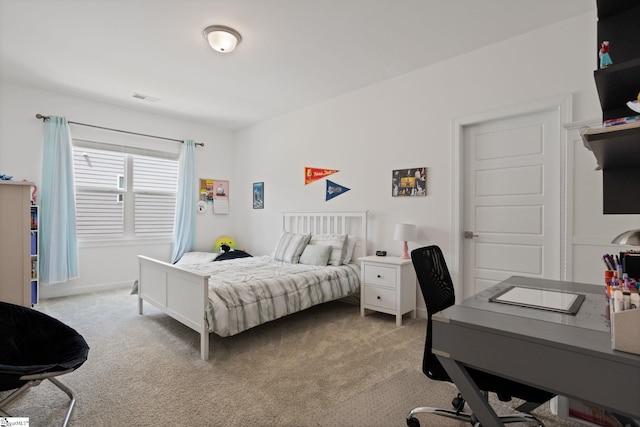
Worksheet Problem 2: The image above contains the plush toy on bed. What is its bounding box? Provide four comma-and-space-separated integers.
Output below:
214, 235, 236, 252
213, 236, 252, 261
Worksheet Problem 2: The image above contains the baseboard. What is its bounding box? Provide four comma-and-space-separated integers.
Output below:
415, 306, 427, 320
39, 281, 132, 300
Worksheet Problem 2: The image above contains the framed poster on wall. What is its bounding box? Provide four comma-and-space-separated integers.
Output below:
199, 178, 214, 202
212, 180, 229, 214
200, 178, 229, 213
392, 168, 427, 197
253, 182, 264, 209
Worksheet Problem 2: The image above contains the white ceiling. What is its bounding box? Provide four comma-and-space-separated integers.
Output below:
0, 0, 595, 130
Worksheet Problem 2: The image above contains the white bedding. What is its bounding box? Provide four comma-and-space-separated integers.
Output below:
176, 255, 360, 336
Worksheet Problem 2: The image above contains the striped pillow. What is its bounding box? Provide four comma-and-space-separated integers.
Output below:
342, 234, 357, 264
309, 234, 347, 266
273, 232, 311, 264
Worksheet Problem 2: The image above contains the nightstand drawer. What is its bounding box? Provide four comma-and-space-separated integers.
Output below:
364, 264, 397, 288
363, 285, 396, 310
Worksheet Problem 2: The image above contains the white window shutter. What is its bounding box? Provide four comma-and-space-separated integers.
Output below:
73, 146, 178, 239
133, 156, 178, 236
73, 148, 125, 237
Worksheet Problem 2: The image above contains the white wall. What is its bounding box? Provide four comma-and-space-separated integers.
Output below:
2, 10, 639, 304
233, 11, 640, 314
0, 81, 235, 298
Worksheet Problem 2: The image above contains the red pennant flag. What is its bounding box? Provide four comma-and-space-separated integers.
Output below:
304, 167, 339, 185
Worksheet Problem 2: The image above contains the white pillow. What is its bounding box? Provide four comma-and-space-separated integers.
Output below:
175, 251, 218, 266
299, 244, 332, 266
342, 235, 357, 264
309, 234, 347, 266
273, 232, 311, 264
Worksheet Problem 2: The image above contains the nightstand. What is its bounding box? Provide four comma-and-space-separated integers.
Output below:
359, 255, 416, 326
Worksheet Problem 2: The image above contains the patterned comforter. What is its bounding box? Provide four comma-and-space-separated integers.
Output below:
177, 255, 361, 336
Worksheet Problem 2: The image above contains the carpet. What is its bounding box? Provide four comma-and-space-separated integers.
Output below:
1, 289, 583, 427
316, 368, 583, 427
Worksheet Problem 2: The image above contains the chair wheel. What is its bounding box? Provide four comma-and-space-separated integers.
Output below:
406, 417, 420, 427
470, 413, 480, 426
452, 393, 465, 411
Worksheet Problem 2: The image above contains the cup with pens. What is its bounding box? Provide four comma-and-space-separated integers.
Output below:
603, 252, 640, 317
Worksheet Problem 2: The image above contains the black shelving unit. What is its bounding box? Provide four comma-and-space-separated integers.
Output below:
595, 0, 638, 19
584, 125, 640, 214
584, 0, 640, 214
585, 125, 640, 170
594, 58, 640, 122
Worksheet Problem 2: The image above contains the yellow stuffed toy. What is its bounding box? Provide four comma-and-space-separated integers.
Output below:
214, 236, 236, 252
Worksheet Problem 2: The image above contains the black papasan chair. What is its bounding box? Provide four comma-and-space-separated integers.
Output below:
0, 301, 90, 426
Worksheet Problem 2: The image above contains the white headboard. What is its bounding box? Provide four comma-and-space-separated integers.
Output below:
282, 211, 368, 264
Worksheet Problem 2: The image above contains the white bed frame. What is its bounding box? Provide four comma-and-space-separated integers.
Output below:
137, 211, 368, 360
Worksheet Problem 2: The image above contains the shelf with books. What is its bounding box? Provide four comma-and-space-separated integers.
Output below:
30, 205, 39, 305
594, 58, 640, 122
582, 122, 640, 170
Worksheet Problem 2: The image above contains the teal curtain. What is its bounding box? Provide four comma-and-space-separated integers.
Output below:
40, 116, 80, 284
171, 139, 197, 263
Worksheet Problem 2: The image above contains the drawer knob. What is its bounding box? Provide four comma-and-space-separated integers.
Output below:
377, 296, 381, 300
377, 274, 381, 278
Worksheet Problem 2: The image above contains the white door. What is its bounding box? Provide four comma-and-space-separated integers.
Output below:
462, 109, 561, 299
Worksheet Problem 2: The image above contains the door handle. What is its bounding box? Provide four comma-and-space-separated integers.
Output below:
464, 231, 479, 239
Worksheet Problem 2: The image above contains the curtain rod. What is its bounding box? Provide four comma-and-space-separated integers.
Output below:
35, 114, 204, 147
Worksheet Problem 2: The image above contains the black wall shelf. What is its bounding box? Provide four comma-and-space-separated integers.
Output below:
594, 58, 640, 122
584, 125, 640, 170
587, 0, 640, 214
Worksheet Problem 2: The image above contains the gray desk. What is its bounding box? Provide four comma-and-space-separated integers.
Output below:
432, 276, 640, 426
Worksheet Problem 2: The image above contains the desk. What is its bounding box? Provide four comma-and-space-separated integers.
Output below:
432, 276, 640, 426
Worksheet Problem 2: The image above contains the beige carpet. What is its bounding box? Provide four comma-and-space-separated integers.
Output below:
1, 289, 582, 426
317, 368, 583, 427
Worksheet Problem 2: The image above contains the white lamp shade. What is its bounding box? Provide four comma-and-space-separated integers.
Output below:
393, 223, 417, 242
204, 25, 242, 53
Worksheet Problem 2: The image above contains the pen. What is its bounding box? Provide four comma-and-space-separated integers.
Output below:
606, 254, 616, 270
603, 254, 616, 271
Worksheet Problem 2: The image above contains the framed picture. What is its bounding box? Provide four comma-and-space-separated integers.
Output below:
392, 168, 427, 197
212, 179, 229, 214
199, 178, 214, 203
200, 178, 230, 214
253, 182, 264, 209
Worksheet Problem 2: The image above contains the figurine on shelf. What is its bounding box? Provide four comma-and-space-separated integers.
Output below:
599, 40, 613, 68
31, 185, 37, 204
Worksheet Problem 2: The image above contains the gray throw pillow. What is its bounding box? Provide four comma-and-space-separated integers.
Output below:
299, 244, 332, 266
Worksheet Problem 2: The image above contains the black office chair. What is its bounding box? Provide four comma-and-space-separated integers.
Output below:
0, 301, 90, 427
406, 246, 554, 427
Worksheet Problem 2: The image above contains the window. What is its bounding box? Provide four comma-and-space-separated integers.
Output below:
72, 145, 179, 239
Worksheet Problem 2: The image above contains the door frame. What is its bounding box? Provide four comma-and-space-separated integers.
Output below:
450, 94, 573, 301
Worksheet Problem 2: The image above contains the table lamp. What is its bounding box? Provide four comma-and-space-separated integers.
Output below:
394, 223, 417, 259
611, 229, 640, 246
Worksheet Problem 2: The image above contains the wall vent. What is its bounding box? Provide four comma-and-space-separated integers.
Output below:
132, 93, 161, 103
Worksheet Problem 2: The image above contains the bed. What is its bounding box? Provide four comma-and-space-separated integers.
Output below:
137, 211, 368, 360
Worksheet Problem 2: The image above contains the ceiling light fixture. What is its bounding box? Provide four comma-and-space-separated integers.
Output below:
203, 25, 242, 53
